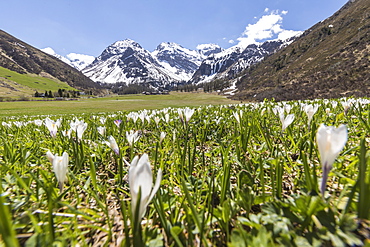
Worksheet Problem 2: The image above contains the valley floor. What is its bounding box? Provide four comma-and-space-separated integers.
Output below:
0, 92, 236, 116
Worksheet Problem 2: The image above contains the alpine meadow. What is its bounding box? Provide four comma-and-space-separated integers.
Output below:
1, 97, 370, 246
1, 0, 370, 246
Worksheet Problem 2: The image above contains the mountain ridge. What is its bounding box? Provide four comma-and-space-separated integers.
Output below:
80, 37, 295, 89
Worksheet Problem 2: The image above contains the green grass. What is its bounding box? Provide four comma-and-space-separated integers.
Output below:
0, 92, 236, 116
1, 97, 369, 246
0, 67, 75, 97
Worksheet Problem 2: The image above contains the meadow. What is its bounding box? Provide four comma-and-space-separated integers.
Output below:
0, 96, 370, 246
0, 92, 235, 116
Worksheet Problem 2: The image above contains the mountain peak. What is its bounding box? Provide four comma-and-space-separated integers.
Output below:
155, 42, 183, 51
111, 39, 141, 48
196, 44, 223, 57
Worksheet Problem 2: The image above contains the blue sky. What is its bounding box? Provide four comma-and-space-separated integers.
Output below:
1, 0, 348, 56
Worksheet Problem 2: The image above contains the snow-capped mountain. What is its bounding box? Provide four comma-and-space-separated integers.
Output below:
82, 39, 223, 87
65, 53, 95, 70
152, 42, 222, 82
41, 47, 72, 66
82, 39, 176, 87
190, 38, 295, 84
41, 47, 95, 70
41, 47, 94, 70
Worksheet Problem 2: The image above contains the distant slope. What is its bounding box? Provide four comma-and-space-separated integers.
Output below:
232, 0, 370, 101
0, 29, 100, 92
0, 66, 76, 98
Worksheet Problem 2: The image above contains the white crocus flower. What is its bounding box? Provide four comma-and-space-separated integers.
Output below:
304, 104, 319, 128
179, 107, 195, 123
126, 130, 140, 147
76, 122, 88, 140
97, 126, 106, 136
62, 129, 72, 138
47, 151, 69, 191
184, 108, 195, 123
281, 114, 295, 131
284, 104, 292, 114
159, 132, 166, 143
34, 119, 43, 126
105, 135, 119, 155
232, 111, 240, 124
2, 122, 12, 128
45, 118, 61, 138
341, 100, 352, 114
316, 124, 348, 195
99, 117, 106, 125
154, 116, 161, 127
129, 153, 162, 220
164, 113, 170, 123
46, 150, 55, 163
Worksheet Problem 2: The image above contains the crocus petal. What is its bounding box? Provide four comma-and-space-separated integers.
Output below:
282, 114, 294, 131
46, 151, 55, 163
147, 168, 162, 206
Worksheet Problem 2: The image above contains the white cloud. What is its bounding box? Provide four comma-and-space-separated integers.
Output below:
236, 10, 301, 48
228, 40, 235, 44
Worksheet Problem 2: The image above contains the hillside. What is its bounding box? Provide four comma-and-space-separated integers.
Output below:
232, 0, 370, 101
0, 29, 100, 96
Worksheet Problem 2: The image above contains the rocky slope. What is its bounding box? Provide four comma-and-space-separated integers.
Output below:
232, 0, 370, 101
0, 29, 99, 90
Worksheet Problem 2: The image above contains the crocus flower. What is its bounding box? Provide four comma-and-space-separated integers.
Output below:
76, 122, 88, 140
99, 117, 107, 125
126, 130, 140, 147
129, 153, 162, 220
316, 124, 347, 195
45, 118, 61, 138
127, 112, 139, 123
341, 100, 352, 115
164, 113, 170, 123
178, 107, 195, 123
304, 104, 319, 129
184, 107, 195, 123
281, 114, 295, 131
284, 104, 292, 114
105, 135, 119, 155
97, 126, 106, 136
114, 119, 122, 128
154, 116, 161, 127
233, 110, 243, 124
159, 132, 166, 143
47, 151, 69, 191
33, 119, 43, 126
61, 129, 72, 138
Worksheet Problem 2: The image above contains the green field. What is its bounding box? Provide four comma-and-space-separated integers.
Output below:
1, 97, 369, 246
0, 67, 75, 98
0, 92, 237, 116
